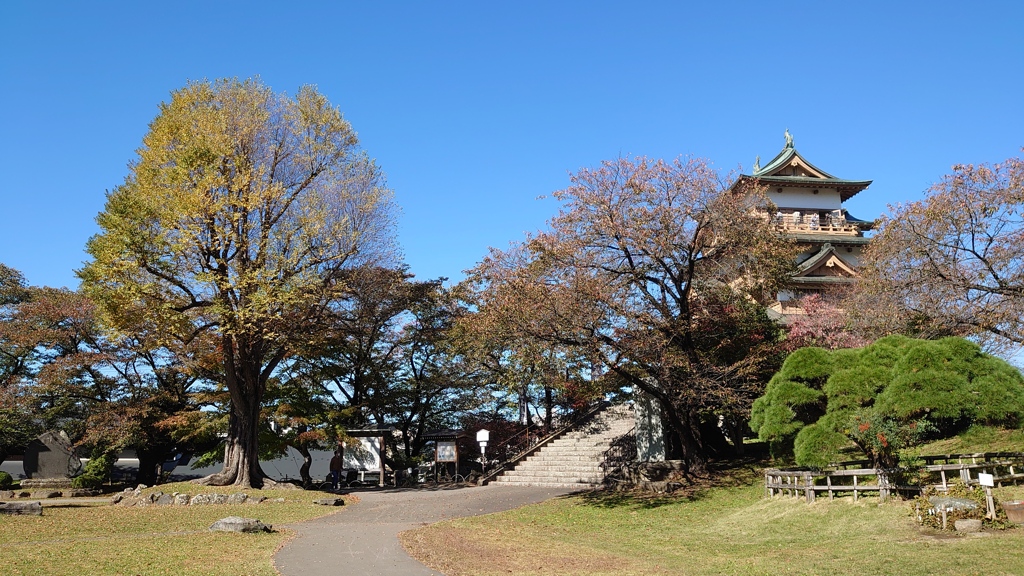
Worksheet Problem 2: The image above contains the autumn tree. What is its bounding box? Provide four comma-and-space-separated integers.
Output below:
467, 157, 795, 475
80, 78, 396, 488
859, 154, 1024, 352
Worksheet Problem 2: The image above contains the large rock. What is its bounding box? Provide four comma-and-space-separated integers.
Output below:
190, 494, 214, 505
209, 516, 272, 533
30, 490, 61, 499
173, 493, 190, 506
955, 519, 983, 533
0, 501, 43, 516
23, 431, 81, 479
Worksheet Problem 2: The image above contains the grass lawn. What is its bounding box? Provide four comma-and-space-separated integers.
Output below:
402, 463, 1024, 576
0, 482, 349, 576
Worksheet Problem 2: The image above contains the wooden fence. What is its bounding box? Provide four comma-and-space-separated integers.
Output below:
765, 452, 1024, 503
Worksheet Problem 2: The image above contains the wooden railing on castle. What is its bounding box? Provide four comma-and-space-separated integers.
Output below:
765, 452, 1024, 503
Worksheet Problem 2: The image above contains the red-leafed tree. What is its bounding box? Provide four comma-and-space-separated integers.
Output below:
860, 154, 1024, 353
466, 157, 795, 475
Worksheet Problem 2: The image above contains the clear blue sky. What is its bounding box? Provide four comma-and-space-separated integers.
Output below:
2, 1, 1022, 289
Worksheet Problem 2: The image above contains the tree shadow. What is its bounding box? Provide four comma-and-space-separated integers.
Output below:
578, 455, 770, 510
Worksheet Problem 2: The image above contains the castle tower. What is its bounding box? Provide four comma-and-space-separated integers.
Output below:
735, 132, 874, 321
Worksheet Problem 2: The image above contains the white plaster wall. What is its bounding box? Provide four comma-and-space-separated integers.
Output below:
768, 188, 843, 210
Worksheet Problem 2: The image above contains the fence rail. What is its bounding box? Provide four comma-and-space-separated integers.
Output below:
766, 452, 1024, 503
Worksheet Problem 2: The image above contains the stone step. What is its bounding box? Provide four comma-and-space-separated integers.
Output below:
511, 463, 604, 472
488, 403, 634, 487
526, 454, 604, 463
492, 480, 600, 489
497, 473, 605, 484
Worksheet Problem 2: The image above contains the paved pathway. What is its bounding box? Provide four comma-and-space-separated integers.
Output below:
274, 484, 575, 576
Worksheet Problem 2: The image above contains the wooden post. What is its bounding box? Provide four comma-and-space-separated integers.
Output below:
805, 472, 814, 503
853, 474, 858, 502
827, 474, 833, 501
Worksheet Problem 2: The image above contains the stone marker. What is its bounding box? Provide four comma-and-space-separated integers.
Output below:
0, 501, 43, 516
954, 519, 983, 532
22, 430, 81, 480
209, 516, 272, 533
313, 498, 345, 506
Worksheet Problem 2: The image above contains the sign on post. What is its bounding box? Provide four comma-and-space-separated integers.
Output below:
436, 441, 457, 463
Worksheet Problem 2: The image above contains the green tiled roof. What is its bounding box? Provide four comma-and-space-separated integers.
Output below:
739, 144, 872, 202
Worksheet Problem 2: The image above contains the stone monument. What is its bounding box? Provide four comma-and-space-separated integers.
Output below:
21, 430, 82, 489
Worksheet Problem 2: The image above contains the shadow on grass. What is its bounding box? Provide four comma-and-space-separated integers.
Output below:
578, 455, 770, 510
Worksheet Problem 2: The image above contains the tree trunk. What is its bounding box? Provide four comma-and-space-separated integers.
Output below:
136, 453, 160, 486
194, 353, 267, 488
544, 385, 553, 432
295, 443, 313, 487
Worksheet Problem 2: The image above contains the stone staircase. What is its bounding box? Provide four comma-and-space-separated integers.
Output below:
490, 404, 635, 489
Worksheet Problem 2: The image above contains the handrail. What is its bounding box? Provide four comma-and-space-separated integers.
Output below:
479, 400, 611, 485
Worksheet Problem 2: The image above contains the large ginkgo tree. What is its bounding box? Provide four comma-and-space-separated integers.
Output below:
80, 78, 396, 488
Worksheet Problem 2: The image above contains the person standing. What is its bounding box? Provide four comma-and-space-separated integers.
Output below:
329, 448, 343, 490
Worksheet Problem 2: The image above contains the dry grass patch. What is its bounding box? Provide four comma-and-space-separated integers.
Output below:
0, 482, 350, 576
403, 479, 1024, 576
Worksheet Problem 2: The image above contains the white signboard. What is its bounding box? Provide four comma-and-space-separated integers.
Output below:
979, 473, 995, 487
436, 441, 457, 463
344, 437, 381, 471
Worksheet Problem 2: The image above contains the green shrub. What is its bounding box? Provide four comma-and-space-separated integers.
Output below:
72, 451, 117, 489
750, 336, 1024, 467
778, 347, 833, 385
0, 470, 13, 489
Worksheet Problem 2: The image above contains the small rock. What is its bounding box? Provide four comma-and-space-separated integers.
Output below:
111, 493, 124, 504
955, 519, 983, 533
313, 498, 344, 506
209, 516, 272, 533
149, 491, 164, 503
0, 501, 43, 516
269, 497, 286, 503
173, 493, 190, 506
190, 494, 214, 505
0, 490, 14, 499
156, 494, 175, 506
227, 493, 248, 504
250, 496, 268, 504
64, 489, 98, 498
210, 494, 228, 504
136, 484, 149, 490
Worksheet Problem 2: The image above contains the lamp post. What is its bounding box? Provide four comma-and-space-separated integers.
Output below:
476, 429, 490, 474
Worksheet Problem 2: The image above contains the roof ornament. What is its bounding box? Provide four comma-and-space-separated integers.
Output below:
784, 128, 794, 149
752, 155, 761, 173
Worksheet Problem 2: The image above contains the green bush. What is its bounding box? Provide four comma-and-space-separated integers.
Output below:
750, 336, 1024, 467
0, 470, 13, 489
72, 451, 117, 489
